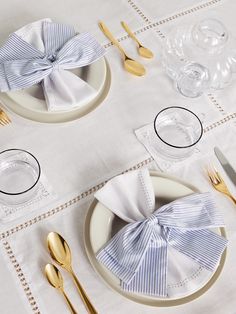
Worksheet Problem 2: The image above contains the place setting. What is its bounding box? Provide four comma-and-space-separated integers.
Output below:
0, 3, 236, 314
0, 18, 154, 124
84, 168, 228, 306
0, 18, 110, 123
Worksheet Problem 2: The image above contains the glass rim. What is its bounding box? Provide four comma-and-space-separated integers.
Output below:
153, 106, 203, 149
0, 148, 41, 196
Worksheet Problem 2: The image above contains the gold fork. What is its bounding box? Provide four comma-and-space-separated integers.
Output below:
207, 165, 236, 205
0, 108, 11, 126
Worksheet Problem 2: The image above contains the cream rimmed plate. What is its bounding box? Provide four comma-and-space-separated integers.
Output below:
84, 170, 226, 307
0, 57, 111, 123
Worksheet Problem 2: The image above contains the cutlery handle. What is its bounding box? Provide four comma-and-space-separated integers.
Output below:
229, 194, 236, 205
121, 21, 140, 46
62, 290, 78, 314
99, 21, 126, 58
71, 270, 98, 314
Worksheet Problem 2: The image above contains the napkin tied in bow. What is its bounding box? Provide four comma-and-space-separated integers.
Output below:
0, 19, 106, 110
95, 169, 228, 297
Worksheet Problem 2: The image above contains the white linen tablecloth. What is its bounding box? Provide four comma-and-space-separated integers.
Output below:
0, 0, 235, 313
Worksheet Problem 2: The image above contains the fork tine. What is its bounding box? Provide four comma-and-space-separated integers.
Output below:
213, 166, 222, 182
0, 108, 11, 125
205, 165, 211, 177
1, 118, 8, 125
207, 165, 221, 185
0, 117, 9, 125
1, 116, 9, 124
206, 167, 214, 184
1, 115, 10, 124
5, 115, 10, 123
2, 112, 11, 123
207, 164, 235, 202
1, 112, 10, 122
209, 164, 220, 183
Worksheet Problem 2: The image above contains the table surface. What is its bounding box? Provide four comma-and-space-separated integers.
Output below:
0, 0, 236, 313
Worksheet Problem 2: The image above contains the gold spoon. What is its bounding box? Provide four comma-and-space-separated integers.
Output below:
47, 232, 97, 314
99, 21, 145, 76
45, 263, 78, 314
121, 21, 154, 59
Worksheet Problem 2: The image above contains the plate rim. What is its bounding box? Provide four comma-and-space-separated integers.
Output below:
83, 170, 227, 307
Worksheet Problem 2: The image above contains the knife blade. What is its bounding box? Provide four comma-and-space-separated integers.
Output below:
214, 147, 236, 186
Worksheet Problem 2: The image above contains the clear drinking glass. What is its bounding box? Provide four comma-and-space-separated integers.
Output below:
192, 18, 229, 53
154, 107, 203, 160
176, 62, 210, 98
162, 18, 236, 96
0, 149, 41, 205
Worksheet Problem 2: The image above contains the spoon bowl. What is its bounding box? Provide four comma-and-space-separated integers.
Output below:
124, 58, 146, 76
45, 263, 78, 314
138, 46, 154, 59
45, 263, 63, 289
47, 232, 72, 271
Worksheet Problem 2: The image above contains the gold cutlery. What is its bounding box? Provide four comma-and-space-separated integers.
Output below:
207, 165, 236, 204
121, 21, 154, 59
45, 263, 78, 314
47, 232, 98, 314
0, 107, 11, 126
99, 21, 145, 76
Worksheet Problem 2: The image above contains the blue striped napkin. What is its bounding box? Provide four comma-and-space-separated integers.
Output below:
0, 19, 106, 111
95, 169, 228, 297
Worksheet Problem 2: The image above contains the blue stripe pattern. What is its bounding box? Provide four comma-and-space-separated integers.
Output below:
97, 192, 228, 297
0, 21, 106, 91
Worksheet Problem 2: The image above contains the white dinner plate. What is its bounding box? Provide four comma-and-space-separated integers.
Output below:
0, 57, 111, 123
84, 170, 226, 306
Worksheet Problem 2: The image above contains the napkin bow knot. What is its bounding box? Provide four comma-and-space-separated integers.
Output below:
95, 169, 228, 297
146, 213, 158, 226
0, 19, 106, 110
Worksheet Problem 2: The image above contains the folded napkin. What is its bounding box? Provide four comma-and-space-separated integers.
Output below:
95, 169, 228, 297
0, 19, 106, 111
